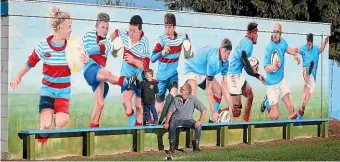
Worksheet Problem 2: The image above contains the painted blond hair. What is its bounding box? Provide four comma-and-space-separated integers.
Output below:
49, 6, 71, 32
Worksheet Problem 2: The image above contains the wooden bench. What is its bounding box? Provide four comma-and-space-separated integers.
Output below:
18, 118, 331, 160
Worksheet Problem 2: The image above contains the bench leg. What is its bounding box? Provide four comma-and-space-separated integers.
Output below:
243, 125, 248, 144
248, 125, 254, 145
283, 124, 287, 139
189, 129, 194, 148
216, 127, 221, 146
221, 126, 229, 147
23, 135, 35, 160
157, 131, 165, 150
287, 123, 293, 140
321, 121, 329, 138
82, 132, 95, 157
185, 129, 190, 148
137, 129, 145, 153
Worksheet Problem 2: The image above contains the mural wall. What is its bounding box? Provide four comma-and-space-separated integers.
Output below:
5, 0, 330, 159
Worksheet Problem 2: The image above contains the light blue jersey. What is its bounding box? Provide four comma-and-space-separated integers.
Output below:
263, 37, 288, 85
184, 47, 229, 76
228, 37, 253, 75
299, 44, 320, 81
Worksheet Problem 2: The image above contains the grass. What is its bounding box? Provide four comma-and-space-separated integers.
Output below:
8, 87, 329, 159
93, 138, 340, 161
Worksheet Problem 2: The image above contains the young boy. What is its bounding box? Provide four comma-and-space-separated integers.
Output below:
137, 69, 159, 125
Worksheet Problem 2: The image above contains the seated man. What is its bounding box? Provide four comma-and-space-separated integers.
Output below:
163, 83, 207, 153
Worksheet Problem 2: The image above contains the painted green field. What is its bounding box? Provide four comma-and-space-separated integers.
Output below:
8, 87, 328, 159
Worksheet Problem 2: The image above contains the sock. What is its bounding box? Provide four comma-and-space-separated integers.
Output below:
265, 99, 271, 113
89, 123, 99, 128
118, 76, 126, 87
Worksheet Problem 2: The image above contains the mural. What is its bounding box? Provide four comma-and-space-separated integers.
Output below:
6, 1, 330, 159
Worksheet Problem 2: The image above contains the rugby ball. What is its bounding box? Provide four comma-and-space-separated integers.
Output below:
111, 37, 124, 58
217, 108, 232, 123
182, 39, 194, 59
65, 36, 86, 72
248, 57, 259, 73
271, 51, 280, 72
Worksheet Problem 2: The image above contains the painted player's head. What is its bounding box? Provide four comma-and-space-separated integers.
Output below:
220, 38, 232, 62
272, 23, 282, 43
246, 21, 259, 44
306, 33, 313, 50
164, 13, 176, 38
129, 15, 143, 42
49, 6, 71, 40
96, 13, 110, 38
180, 83, 192, 99
144, 69, 154, 81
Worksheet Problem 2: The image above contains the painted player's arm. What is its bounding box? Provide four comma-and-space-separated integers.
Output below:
319, 36, 329, 54
85, 40, 111, 56
10, 49, 40, 89
151, 38, 164, 63
205, 76, 216, 120
264, 48, 279, 73
131, 42, 151, 70
286, 47, 300, 65
110, 29, 119, 41
221, 75, 233, 115
241, 51, 260, 78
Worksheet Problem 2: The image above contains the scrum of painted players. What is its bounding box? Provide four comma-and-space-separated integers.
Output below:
9, 7, 329, 137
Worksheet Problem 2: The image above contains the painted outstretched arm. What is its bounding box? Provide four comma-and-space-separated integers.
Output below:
242, 51, 260, 78
205, 77, 216, 121
319, 36, 329, 54
10, 50, 40, 89
222, 75, 234, 118
286, 47, 300, 65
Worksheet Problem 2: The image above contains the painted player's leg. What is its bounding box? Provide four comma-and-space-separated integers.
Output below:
54, 98, 70, 129
38, 108, 54, 145
242, 83, 254, 122
298, 75, 315, 119
209, 79, 223, 122
121, 90, 135, 126
231, 95, 242, 118
96, 68, 120, 85
187, 79, 198, 96
155, 79, 168, 114
261, 84, 281, 120
280, 80, 298, 120
89, 82, 105, 128
281, 93, 298, 120
135, 96, 144, 126
268, 104, 280, 120
297, 86, 311, 119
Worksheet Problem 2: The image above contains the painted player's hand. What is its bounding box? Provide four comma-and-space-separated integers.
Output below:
162, 46, 171, 56
258, 75, 266, 84
195, 121, 202, 128
163, 123, 170, 130
124, 54, 135, 64
213, 112, 219, 123
10, 76, 22, 89
80, 51, 89, 64
294, 55, 300, 65
273, 59, 281, 70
